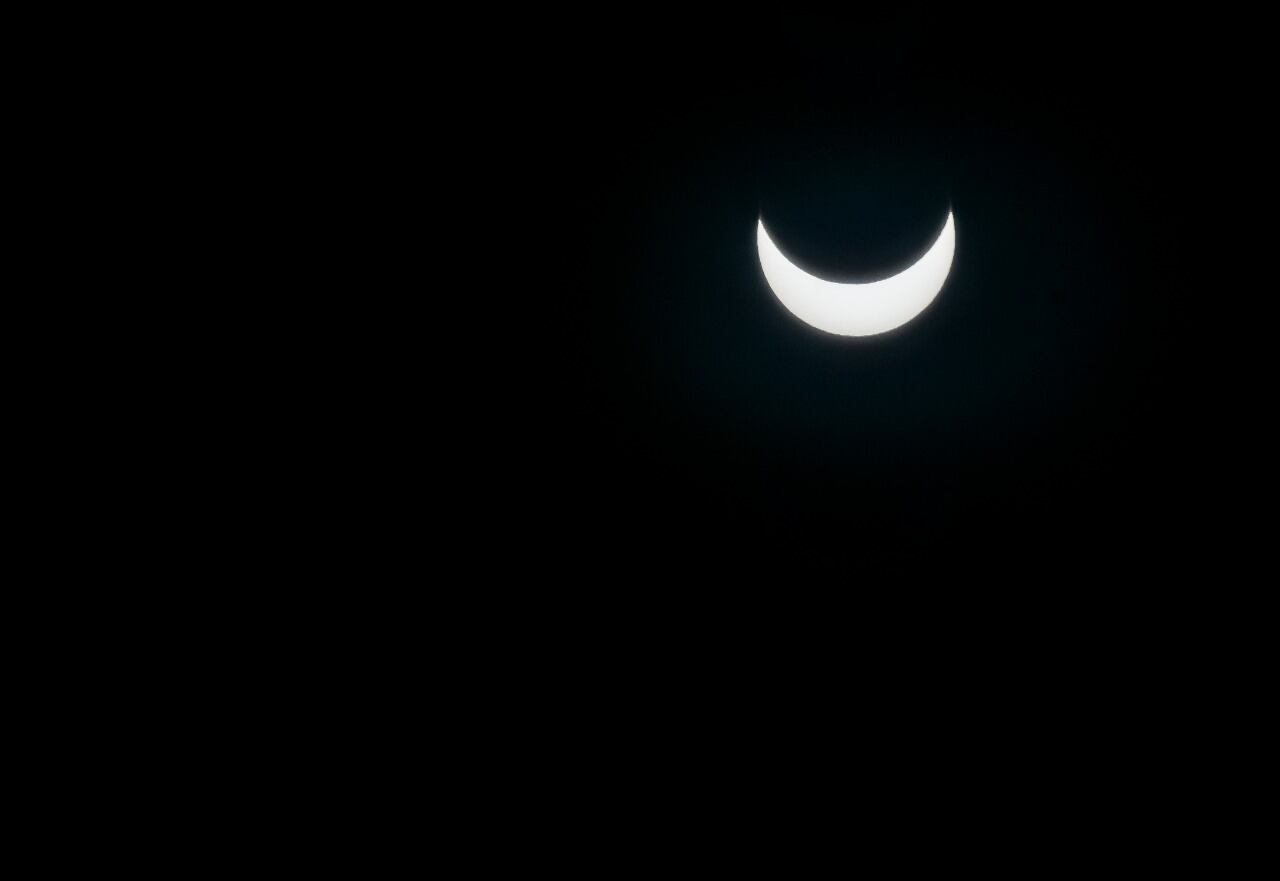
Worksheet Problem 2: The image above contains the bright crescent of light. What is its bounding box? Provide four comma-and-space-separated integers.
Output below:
757, 211, 955, 336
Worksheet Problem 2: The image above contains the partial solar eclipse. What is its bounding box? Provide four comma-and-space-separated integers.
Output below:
757, 211, 955, 336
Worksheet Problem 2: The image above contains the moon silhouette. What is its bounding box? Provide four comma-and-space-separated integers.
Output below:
757, 211, 955, 336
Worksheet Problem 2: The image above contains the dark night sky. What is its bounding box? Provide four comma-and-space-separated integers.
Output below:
506, 9, 1234, 578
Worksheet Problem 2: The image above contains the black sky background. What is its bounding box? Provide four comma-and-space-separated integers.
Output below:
503, 9, 1236, 579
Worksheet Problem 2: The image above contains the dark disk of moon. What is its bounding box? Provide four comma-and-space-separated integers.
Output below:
757, 137, 952, 283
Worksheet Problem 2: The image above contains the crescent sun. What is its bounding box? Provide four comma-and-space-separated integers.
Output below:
757, 211, 956, 337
